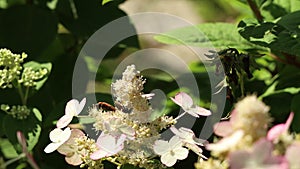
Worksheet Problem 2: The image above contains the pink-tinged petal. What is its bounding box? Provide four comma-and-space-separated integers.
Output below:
213, 121, 233, 137
267, 124, 286, 141
230, 109, 238, 123
184, 108, 200, 117
57, 129, 85, 155
264, 156, 289, 169
229, 151, 251, 169
56, 114, 73, 128
65, 153, 82, 166
286, 142, 300, 168
116, 134, 126, 147
93, 133, 125, 159
267, 112, 294, 141
285, 112, 294, 129
65, 99, 79, 116
171, 92, 193, 109
252, 139, 273, 163
90, 149, 109, 160
193, 106, 211, 116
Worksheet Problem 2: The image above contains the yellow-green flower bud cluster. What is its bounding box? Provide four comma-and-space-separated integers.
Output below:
19, 67, 48, 87
0, 48, 27, 88
1, 104, 30, 119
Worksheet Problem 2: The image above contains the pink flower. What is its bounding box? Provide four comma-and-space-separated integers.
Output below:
57, 129, 85, 166
90, 133, 126, 160
56, 98, 86, 128
267, 112, 294, 141
170, 92, 211, 118
213, 109, 238, 137
229, 139, 288, 169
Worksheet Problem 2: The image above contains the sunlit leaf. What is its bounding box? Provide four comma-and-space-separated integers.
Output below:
0, 138, 18, 158
154, 23, 266, 51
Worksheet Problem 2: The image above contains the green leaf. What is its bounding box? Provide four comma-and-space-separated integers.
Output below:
102, 0, 113, 5
0, 138, 18, 158
3, 108, 41, 151
276, 66, 300, 90
238, 11, 300, 57
0, 5, 58, 58
55, 0, 139, 59
291, 94, 300, 132
154, 23, 266, 51
261, 0, 300, 20
263, 92, 293, 123
23, 61, 52, 91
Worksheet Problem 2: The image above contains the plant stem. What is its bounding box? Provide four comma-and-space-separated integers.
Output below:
174, 112, 187, 121
270, 53, 300, 68
2, 153, 26, 168
246, 0, 264, 22
17, 83, 26, 105
24, 87, 29, 105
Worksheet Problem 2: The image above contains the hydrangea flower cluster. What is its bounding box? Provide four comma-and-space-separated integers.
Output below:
195, 95, 300, 169
0, 48, 27, 89
44, 65, 211, 169
0, 48, 49, 119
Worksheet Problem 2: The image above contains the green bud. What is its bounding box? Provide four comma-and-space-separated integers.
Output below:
0, 48, 27, 89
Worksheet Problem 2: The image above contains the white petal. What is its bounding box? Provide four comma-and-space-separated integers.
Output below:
60, 127, 72, 142
49, 128, 64, 142
161, 152, 178, 167
76, 98, 86, 115
206, 130, 244, 152
173, 147, 189, 160
65, 99, 79, 116
169, 136, 183, 149
44, 142, 62, 153
56, 114, 73, 128
153, 140, 170, 155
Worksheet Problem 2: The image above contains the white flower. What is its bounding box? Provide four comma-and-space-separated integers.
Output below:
153, 136, 189, 167
170, 126, 207, 158
44, 127, 71, 153
170, 126, 205, 146
90, 133, 126, 160
56, 98, 86, 128
171, 92, 211, 118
